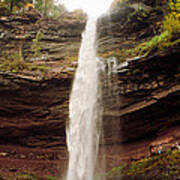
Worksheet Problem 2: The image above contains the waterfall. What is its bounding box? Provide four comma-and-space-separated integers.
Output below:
66, 17, 102, 180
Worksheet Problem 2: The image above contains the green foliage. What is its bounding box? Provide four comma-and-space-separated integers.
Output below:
45, 176, 58, 180
8, 172, 39, 180
99, 0, 180, 61
48, 3, 66, 18
0, 31, 42, 72
30, 30, 44, 58
66, 55, 78, 63
0, 30, 48, 73
126, 0, 180, 57
0, 0, 66, 17
163, 14, 180, 35
168, 0, 180, 12
0, 47, 28, 72
0, 47, 48, 73
1, 0, 30, 14
35, 0, 52, 16
163, 0, 180, 36
134, 30, 172, 56
107, 163, 127, 178
34, 0, 66, 17
107, 150, 180, 180
0, 1, 10, 15
2, 172, 59, 180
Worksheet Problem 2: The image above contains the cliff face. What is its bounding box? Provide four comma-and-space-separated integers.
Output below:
97, 0, 166, 53
96, 0, 180, 145
0, 0, 179, 178
0, 73, 71, 147
0, 11, 86, 148
97, 0, 180, 176
0, 12, 85, 61
102, 49, 180, 144
1, 0, 179, 148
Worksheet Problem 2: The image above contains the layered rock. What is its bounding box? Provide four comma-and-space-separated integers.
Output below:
0, 11, 86, 148
102, 47, 180, 144
0, 0, 179, 149
0, 11, 86, 62
0, 2, 179, 178
0, 72, 71, 147
97, 0, 166, 53
96, 0, 180, 146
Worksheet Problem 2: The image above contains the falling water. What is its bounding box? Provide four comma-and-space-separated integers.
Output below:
103, 11, 121, 145
66, 17, 101, 180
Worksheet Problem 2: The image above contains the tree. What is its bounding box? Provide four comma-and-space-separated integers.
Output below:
34, 0, 53, 16
48, 3, 66, 17
35, 0, 66, 17
0, 0, 66, 17
4, 0, 30, 13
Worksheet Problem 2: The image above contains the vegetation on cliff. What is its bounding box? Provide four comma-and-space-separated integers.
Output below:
99, 0, 180, 62
0, 173, 59, 180
132, 0, 180, 57
0, 3, 86, 76
0, 0, 179, 179
0, 30, 48, 73
0, 0, 87, 19
4, 150, 179, 179
0, 0, 66, 17
107, 149, 180, 180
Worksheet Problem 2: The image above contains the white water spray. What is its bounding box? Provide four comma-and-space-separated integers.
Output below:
66, 17, 101, 180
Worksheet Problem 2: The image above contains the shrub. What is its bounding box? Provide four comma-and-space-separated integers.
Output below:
0, 48, 28, 72
106, 150, 180, 180
130, 0, 180, 57
30, 31, 44, 58
0, 47, 48, 73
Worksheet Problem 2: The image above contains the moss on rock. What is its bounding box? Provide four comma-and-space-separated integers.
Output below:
107, 150, 180, 180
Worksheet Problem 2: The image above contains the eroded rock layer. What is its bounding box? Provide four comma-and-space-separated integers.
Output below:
0, 1, 179, 178
0, 73, 71, 147
102, 49, 180, 144
0, 12, 86, 61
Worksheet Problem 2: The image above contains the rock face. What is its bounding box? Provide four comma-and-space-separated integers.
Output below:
101, 48, 180, 145
0, 11, 86, 62
0, 0, 179, 178
0, 72, 71, 147
96, 0, 180, 145
0, 11, 86, 148
0, 0, 179, 149
97, 0, 165, 53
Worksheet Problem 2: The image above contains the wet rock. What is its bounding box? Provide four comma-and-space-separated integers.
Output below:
101, 49, 180, 144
